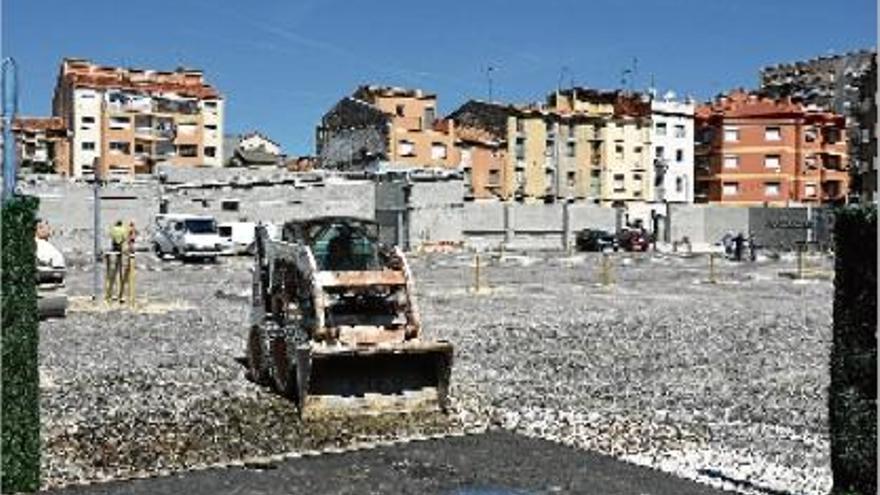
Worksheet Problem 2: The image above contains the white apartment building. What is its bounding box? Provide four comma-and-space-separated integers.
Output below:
650, 93, 695, 203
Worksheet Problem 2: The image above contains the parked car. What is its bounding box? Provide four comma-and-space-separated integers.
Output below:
152, 214, 228, 261
575, 228, 619, 252
617, 228, 651, 252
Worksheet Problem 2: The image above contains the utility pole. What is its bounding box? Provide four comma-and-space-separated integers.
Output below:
2, 57, 18, 202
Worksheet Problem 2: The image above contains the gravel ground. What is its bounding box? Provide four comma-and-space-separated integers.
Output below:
40, 248, 834, 494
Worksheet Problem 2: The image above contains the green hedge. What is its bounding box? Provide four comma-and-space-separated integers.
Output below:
830, 206, 877, 495
1, 196, 40, 493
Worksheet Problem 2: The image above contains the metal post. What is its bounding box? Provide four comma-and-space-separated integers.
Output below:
2, 57, 18, 202
93, 162, 102, 300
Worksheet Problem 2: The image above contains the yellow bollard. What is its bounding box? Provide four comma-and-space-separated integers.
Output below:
708, 252, 717, 284
474, 253, 481, 293
601, 252, 613, 286
797, 245, 804, 280
127, 253, 136, 307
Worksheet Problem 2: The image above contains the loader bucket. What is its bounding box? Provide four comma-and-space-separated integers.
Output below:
294, 341, 453, 418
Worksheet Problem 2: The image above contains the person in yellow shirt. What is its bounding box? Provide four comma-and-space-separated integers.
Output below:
110, 221, 127, 253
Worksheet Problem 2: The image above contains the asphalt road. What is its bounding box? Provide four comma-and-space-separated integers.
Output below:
46, 430, 734, 495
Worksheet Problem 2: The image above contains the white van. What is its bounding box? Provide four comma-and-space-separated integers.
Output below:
218, 221, 279, 255
152, 214, 228, 261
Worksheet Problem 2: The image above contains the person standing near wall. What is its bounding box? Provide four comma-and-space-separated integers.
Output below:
109, 220, 126, 253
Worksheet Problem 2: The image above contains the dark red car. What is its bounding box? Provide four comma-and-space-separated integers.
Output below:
617, 228, 651, 252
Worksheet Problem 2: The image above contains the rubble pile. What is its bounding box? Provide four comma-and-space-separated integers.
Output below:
41, 252, 833, 494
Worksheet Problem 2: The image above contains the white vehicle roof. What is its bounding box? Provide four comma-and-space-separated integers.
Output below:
156, 213, 216, 221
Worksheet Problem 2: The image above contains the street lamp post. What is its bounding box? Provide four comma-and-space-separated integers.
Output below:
2, 57, 18, 203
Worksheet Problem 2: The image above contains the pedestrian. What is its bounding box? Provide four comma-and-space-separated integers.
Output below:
126, 220, 138, 254
110, 220, 126, 253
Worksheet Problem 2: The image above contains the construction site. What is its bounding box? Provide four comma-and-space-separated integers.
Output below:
38, 239, 836, 495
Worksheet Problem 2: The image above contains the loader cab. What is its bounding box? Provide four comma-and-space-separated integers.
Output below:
282, 217, 382, 271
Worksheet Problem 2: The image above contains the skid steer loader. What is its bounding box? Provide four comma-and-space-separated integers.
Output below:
246, 216, 453, 417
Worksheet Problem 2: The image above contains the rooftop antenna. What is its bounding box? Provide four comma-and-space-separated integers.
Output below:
631, 57, 639, 92
483, 65, 496, 102
558, 66, 572, 91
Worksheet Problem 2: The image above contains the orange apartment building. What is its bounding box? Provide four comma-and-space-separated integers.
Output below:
52, 58, 224, 178
695, 90, 849, 205
316, 85, 459, 170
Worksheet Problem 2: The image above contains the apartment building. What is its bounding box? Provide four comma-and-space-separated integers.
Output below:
11, 117, 70, 174
650, 94, 695, 203
316, 85, 459, 171
695, 90, 849, 205
449, 100, 605, 202
52, 58, 224, 178
761, 49, 875, 202
548, 88, 654, 206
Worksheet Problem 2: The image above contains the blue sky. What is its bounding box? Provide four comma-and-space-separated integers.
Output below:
3, 0, 875, 155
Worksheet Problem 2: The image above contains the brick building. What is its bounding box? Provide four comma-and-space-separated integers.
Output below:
11, 117, 70, 175
695, 90, 848, 205
760, 49, 875, 202
52, 58, 225, 178
316, 85, 458, 171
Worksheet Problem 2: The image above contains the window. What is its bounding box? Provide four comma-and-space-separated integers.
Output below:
633, 173, 643, 188
764, 154, 781, 169
488, 169, 500, 185
204, 100, 218, 109
723, 155, 739, 169
205, 124, 218, 131
655, 122, 667, 136
764, 182, 781, 196
81, 141, 95, 151
655, 146, 665, 159
724, 126, 739, 142
568, 124, 576, 138
109, 141, 130, 154
675, 149, 684, 162
675, 176, 684, 192
177, 144, 198, 157
398, 140, 415, 157
516, 119, 525, 133
805, 183, 817, 197
82, 116, 96, 124
614, 141, 624, 160
613, 173, 625, 192
567, 171, 576, 187
674, 124, 686, 138
515, 138, 525, 160
765, 126, 782, 141
395, 104, 405, 117
134, 143, 146, 154
722, 182, 739, 196
109, 116, 130, 130
805, 127, 817, 142
634, 146, 643, 155
460, 148, 472, 167
566, 141, 575, 157
205, 146, 216, 158
545, 140, 554, 157
431, 143, 447, 160
423, 107, 435, 129
221, 199, 240, 212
